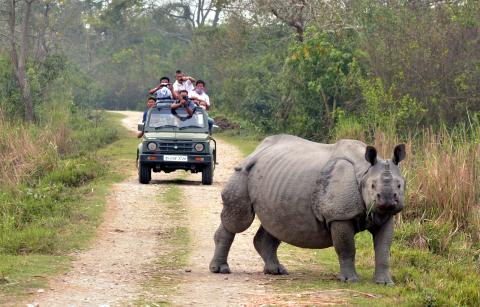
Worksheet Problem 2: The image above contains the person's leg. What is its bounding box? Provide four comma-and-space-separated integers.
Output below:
208, 117, 214, 134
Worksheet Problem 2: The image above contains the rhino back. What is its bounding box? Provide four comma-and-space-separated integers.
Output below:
245, 136, 369, 248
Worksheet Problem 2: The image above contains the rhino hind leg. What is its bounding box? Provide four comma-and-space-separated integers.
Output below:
210, 169, 256, 274
254, 225, 288, 275
209, 223, 235, 274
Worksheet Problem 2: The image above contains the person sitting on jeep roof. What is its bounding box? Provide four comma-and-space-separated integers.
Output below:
149, 76, 173, 100
189, 80, 214, 134
188, 80, 210, 110
173, 70, 195, 97
171, 89, 196, 117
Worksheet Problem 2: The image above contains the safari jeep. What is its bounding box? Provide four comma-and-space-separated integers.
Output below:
137, 101, 216, 185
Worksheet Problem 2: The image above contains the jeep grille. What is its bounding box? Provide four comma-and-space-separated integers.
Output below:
158, 142, 195, 153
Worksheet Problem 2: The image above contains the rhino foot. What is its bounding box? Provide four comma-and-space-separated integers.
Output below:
338, 273, 359, 283
209, 262, 231, 274
374, 274, 394, 286
264, 264, 289, 275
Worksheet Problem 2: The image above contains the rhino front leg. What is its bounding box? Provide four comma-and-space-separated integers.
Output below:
209, 223, 235, 274
254, 225, 288, 275
330, 220, 358, 282
369, 216, 395, 285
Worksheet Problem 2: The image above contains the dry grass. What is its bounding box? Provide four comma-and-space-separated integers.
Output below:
405, 129, 480, 241
0, 111, 70, 188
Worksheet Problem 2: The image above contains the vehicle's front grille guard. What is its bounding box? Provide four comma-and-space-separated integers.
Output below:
158, 142, 194, 153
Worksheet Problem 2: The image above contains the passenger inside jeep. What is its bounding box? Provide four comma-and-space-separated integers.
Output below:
171, 89, 196, 117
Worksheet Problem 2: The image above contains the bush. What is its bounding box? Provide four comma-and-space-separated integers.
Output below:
0, 106, 116, 255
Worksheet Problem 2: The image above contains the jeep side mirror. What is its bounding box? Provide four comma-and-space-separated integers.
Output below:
138, 123, 144, 131
212, 124, 220, 131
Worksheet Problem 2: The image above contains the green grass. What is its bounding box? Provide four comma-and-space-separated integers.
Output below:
0, 255, 69, 299
0, 111, 139, 304
216, 131, 262, 157
134, 174, 191, 306
217, 133, 480, 306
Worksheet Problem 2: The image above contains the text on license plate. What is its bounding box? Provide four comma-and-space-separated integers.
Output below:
163, 155, 188, 162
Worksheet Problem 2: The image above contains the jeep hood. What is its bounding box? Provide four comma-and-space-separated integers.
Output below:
144, 131, 209, 141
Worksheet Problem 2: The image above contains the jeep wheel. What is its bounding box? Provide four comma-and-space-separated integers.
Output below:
202, 163, 213, 185
139, 163, 151, 184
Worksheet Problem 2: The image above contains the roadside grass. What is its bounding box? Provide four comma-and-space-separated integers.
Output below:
220, 132, 480, 306
134, 174, 191, 307
216, 131, 262, 157
0, 111, 139, 304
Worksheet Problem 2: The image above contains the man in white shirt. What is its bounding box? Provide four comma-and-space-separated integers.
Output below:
188, 80, 210, 110
172, 70, 195, 98
189, 80, 214, 134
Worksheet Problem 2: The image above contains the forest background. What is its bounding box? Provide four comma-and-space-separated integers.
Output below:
0, 0, 479, 305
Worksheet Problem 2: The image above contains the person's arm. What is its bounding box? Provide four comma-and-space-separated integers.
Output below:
172, 90, 181, 100
193, 97, 209, 109
185, 76, 196, 83
148, 85, 161, 94
171, 101, 181, 110
184, 105, 193, 116
204, 96, 211, 110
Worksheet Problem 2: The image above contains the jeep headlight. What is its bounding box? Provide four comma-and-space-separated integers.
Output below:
147, 142, 157, 151
194, 143, 205, 152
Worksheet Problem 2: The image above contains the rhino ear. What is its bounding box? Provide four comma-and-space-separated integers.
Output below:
393, 144, 406, 165
365, 146, 377, 166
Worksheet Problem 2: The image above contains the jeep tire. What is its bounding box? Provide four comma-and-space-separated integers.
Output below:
202, 163, 213, 185
139, 163, 151, 184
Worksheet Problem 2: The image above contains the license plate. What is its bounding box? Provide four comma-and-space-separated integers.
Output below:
163, 155, 188, 162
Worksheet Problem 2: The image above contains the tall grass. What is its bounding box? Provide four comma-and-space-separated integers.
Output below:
0, 107, 119, 255
406, 126, 480, 242
0, 111, 61, 187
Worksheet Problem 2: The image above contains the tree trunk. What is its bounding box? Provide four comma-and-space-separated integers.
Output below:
212, 8, 221, 27
20, 0, 35, 122
8, 0, 36, 122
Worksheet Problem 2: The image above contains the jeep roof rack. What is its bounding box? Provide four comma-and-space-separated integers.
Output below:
156, 99, 176, 108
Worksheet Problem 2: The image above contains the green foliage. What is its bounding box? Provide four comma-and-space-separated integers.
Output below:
0, 109, 118, 255
354, 0, 480, 126
0, 157, 104, 254
358, 77, 426, 133
0, 55, 22, 119
284, 30, 361, 135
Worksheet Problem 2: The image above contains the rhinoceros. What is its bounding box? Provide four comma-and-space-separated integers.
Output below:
210, 134, 406, 284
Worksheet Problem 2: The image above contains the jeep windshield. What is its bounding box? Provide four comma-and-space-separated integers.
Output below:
147, 108, 206, 129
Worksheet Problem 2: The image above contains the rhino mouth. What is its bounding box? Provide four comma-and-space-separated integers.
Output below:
377, 203, 397, 211
367, 200, 403, 215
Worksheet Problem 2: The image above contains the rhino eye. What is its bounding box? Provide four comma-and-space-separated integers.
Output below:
397, 184, 401, 189
371, 183, 376, 189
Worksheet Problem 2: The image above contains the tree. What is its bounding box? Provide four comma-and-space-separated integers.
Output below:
162, 0, 231, 28
284, 32, 361, 132
256, 0, 308, 41
7, 0, 37, 122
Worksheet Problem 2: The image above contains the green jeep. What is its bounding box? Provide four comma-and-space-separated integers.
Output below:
137, 101, 216, 185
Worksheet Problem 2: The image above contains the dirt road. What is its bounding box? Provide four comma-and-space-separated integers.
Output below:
33, 111, 272, 306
